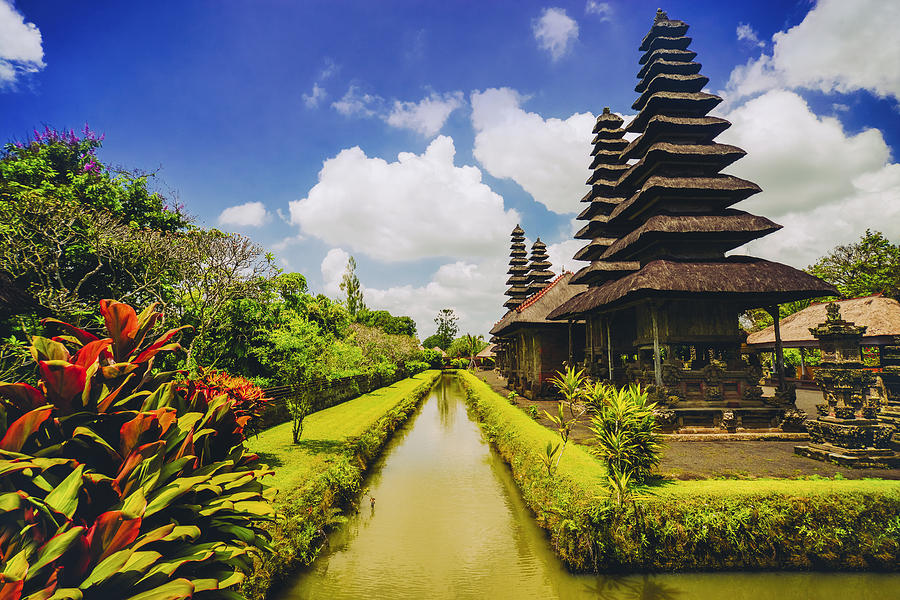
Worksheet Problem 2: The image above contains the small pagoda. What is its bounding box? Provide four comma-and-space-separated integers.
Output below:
548, 9, 837, 430
526, 239, 554, 296
504, 225, 530, 310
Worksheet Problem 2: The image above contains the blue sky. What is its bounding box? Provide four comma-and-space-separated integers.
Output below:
2, 0, 899, 337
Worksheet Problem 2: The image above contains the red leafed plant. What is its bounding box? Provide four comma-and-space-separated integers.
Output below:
0, 300, 275, 599
180, 370, 271, 431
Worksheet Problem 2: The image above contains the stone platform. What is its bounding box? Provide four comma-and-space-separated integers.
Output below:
794, 442, 900, 469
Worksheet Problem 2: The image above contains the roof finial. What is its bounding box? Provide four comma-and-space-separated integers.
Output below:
602, 106, 610, 114
655, 8, 668, 23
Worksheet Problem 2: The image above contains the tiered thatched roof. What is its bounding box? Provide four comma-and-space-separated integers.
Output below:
746, 295, 900, 349
550, 9, 836, 319
503, 225, 530, 310
491, 272, 587, 336
526, 238, 554, 296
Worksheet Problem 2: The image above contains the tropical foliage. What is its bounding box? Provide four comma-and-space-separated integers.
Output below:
0, 300, 274, 598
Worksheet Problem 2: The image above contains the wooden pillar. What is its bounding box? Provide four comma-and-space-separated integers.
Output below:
651, 303, 663, 387
587, 317, 595, 375
606, 317, 614, 381
799, 347, 807, 380
767, 306, 785, 390
567, 319, 574, 367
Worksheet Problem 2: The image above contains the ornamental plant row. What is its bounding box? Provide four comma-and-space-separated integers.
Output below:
0, 300, 275, 599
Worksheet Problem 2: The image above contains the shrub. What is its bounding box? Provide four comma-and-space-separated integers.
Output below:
404, 360, 429, 375
182, 368, 271, 432
450, 358, 467, 370
0, 300, 274, 598
421, 348, 444, 369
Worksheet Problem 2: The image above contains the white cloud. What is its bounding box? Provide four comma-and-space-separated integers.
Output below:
471, 87, 595, 214
332, 84, 383, 117
736, 23, 765, 48
303, 83, 327, 108
365, 256, 508, 338
721, 89, 900, 267
532, 7, 578, 61
217, 201, 271, 227
321, 248, 350, 297
386, 91, 465, 136
725, 0, 900, 102
546, 238, 583, 275
0, 0, 44, 88
289, 135, 519, 262
585, 1, 612, 21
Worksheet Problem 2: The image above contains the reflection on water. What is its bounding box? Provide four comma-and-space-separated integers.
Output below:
279, 374, 900, 600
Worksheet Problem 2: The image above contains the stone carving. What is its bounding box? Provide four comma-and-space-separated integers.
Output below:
653, 408, 677, 429
781, 408, 808, 433
720, 410, 738, 432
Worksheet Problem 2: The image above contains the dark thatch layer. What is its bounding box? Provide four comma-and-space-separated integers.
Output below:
587, 164, 630, 185
590, 136, 628, 151
616, 142, 746, 189
637, 48, 696, 69
625, 92, 723, 132
639, 12, 689, 51
632, 73, 709, 110
635, 60, 702, 92
621, 115, 731, 160
601, 211, 781, 260
609, 175, 762, 223
577, 199, 621, 220
570, 261, 641, 286
642, 35, 692, 54
573, 238, 619, 261
547, 257, 839, 320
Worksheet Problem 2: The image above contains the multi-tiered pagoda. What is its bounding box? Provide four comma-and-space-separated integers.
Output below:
504, 225, 530, 310
549, 9, 837, 430
526, 239, 554, 295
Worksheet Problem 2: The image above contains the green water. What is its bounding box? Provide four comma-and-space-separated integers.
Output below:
279, 374, 900, 599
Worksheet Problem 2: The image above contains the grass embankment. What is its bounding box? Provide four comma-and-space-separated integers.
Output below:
242, 370, 441, 599
458, 371, 900, 572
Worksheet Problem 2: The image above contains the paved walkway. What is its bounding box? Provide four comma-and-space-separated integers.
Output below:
471, 369, 900, 480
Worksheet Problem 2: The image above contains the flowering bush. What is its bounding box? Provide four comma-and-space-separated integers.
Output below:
180, 369, 271, 429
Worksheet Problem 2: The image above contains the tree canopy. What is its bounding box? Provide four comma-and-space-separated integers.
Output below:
808, 229, 900, 300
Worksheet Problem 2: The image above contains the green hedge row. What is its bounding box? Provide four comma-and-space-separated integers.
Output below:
457, 371, 900, 572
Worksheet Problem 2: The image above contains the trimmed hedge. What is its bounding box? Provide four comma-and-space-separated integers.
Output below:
457, 370, 900, 572
242, 371, 440, 599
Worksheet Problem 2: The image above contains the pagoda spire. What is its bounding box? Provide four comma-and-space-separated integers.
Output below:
503, 225, 530, 310
526, 238, 554, 296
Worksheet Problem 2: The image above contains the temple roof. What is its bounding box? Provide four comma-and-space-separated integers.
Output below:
639, 10, 689, 51
635, 60, 702, 92
637, 48, 696, 69
625, 92, 723, 132
609, 175, 762, 223
621, 115, 731, 160
746, 295, 900, 349
570, 260, 640, 286
632, 73, 709, 110
547, 257, 839, 319
491, 272, 587, 335
600, 211, 782, 261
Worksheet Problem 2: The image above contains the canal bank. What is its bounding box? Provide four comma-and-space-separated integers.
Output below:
242, 370, 441, 600
277, 372, 900, 599
457, 371, 900, 573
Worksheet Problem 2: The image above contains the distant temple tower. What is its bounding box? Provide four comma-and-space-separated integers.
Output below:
548, 9, 836, 430
526, 239, 554, 296
504, 225, 530, 310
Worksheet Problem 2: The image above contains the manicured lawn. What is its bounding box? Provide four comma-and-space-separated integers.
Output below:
459, 371, 900, 499
249, 371, 440, 496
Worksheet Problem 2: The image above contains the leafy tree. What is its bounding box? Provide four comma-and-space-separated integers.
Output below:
356, 308, 416, 336
808, 229, 900, 299
422, 334, 444, 350
432, 308, 459, 350
446, 334, 487, 360
339, 255, 366, 317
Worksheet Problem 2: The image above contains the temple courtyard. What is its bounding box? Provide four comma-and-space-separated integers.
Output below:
478, 370, 900, 481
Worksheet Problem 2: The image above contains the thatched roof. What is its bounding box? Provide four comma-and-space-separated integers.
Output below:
476, 344, 497, 359
547, 257, 838, 320
601, 211, 781, 261
592, 107, 624, 131
617, 143, 746, 189
491, 272, 587, 335
635, 60, 702, 92
609, 175, 761, 223
637, 48, 697, 72
639, 10, 689, 52
632, 73, 708, 110
625, 92, 723, 132
570, 261, 640, 286
746, 295, 900, 349
622, 115, 731, 160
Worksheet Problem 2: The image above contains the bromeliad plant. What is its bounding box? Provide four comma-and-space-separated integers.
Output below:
0, 300, 275, 599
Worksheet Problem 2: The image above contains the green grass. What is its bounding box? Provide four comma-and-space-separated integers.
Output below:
249, 371, 441, 497
458, 371, 900, 498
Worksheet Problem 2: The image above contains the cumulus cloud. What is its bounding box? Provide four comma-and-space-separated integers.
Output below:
725, 0, 900, 102
217, 201, 271, 227
302, 83, 327, 108
471, 87, 595, 214
289, 135, 519, 262
533, 7, 578, 61
736, 23, 765, 48
320, 247, 350, 297
386, 91, 465, 136
333, 86, 463, 136
721, 89, 899, 267
0, 0, 44, 88
585, 1, 612, 21
364, 256, 508, 338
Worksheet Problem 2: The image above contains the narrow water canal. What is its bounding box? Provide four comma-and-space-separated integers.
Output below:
279, 374, 900, 600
